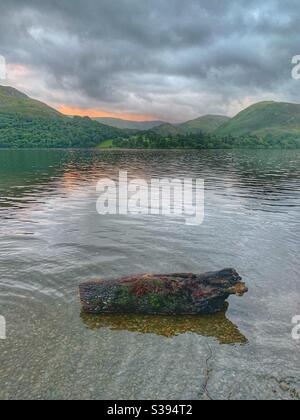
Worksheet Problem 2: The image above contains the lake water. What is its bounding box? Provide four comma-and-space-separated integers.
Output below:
0, 149, 299, 400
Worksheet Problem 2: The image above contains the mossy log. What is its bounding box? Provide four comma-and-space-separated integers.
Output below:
79, 268, 248, 315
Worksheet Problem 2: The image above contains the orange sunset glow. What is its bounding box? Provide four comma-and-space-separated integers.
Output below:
57, 105, 157, 122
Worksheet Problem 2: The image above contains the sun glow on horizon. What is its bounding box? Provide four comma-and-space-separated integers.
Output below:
57, 105, 158, 122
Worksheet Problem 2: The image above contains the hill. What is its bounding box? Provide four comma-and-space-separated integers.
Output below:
217, 101, 300, 138
149, 115, 230, 136
94, 115, 230, 134
0, 86, 62, 118
151, 123, 181, 136
93, 117, 166, 130
2, 85, 300, 149
0, 85, 126, 148
180, 115, 231, 134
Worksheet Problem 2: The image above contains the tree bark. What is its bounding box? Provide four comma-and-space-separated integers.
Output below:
79, 268, 248, 315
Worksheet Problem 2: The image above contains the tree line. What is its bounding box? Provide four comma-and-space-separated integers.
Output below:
112, 131, 300, 149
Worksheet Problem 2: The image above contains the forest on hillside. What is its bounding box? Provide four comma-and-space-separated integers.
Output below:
0, 113, 124, 148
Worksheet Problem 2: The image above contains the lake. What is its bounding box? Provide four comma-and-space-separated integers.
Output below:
0, 149, 300, 400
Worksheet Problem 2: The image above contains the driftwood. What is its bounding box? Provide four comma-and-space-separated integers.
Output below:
79, 268, 248, 315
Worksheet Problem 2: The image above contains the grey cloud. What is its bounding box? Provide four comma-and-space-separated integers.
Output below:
1, 0, 300, 120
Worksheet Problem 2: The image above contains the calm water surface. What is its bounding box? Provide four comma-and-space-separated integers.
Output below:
0, 149, 299, 400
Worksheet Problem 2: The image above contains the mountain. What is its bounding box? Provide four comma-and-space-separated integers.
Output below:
0, 85, 61, 118
151, 123, 181, 136
2, 85, 300, 149
0, 85, 126, 148
180, 115, 231, 134
94, 114, 230, 134
149, 115, 230, 136
152, 103, 300, 139
217, 101, 300, 138
93, 117, 166, 130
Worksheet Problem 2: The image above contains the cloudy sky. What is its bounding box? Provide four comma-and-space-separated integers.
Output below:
1, 0, 300, 122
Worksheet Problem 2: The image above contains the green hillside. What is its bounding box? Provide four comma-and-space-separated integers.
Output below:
150, 115, 230, 136
2, 85, 300, 149
94, 115, 230, 134
0, 85, 126, 148
93, 117, 166, 130
180, 115, 231, 134
0, 86, 62, 118
151, 123, 181, 136
113, 101, 300, 149
217, 101, 300, 138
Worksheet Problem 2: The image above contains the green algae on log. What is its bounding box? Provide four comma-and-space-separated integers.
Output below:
79, 268, 248, 315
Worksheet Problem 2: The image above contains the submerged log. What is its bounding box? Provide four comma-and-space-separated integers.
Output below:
80, 303, 248, 345
79, 268, 248, 315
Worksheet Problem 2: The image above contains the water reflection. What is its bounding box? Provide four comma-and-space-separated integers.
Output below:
1, 149, 300, 193
81, 303, 248, 345
1, 149, 300, 400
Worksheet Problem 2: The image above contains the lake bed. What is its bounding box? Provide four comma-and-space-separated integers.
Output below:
0, 149, 299, 400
